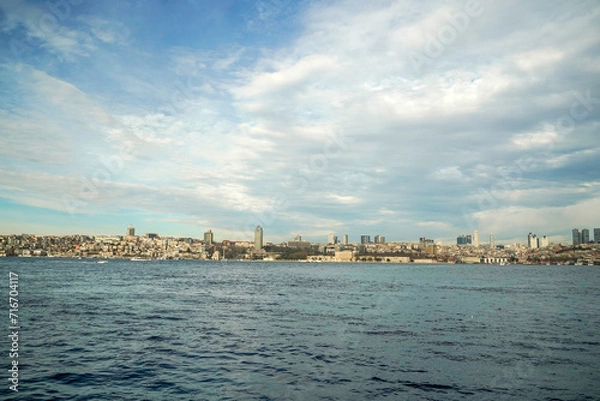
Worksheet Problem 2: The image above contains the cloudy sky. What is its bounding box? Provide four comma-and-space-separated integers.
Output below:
0, 0, 599, 245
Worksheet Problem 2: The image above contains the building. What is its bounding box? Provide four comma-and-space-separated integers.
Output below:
581, 228, 590, 244
287, 240, 312, 249
374, 235, 385, 244
473, 230, 480, 247
420, 237, 434, 249
572, 229, 581, 246
327, 233, 338, 245
126, 225, 135, 237
528, 233, 538, 249
489, 233, 495, 248
539, 235, 549, 248
334, 250, 355, 262
343, 234, 348, 245
204, 229, 214, 245
595, 228, 600, 243
254, 226, 263, 251
457, 235, 472, 245
360, 235, 371, 244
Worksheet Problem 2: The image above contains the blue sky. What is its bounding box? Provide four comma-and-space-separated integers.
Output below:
0, 0, 599, 245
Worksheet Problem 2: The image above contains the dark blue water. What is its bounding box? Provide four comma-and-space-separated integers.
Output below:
1, 258, 599, 400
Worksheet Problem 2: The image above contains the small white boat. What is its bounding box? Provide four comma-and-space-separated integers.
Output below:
97, 260, 108, 264
131, 257, 151, 262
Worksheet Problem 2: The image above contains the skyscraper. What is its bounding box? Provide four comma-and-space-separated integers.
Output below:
343, 234, 348, 245
360, 235, 371, 244
374, 235, 385, 244
473, 230, 480, 247
581, 228, 590, 244
489, 233, 495, 248
594, 228, 600, 243
327, 233, 338, 245
539, 235, 549, 248
254, 226, 263, 251
572, 228, 581, 246
528, 233, 538, 249
126, 225, 135, 237
204, 229, 214, 245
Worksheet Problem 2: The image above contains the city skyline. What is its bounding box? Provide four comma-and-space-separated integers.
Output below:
3, 223, 598, 248
0, 1, 599, 245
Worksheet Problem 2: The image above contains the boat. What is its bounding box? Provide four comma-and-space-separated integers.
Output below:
97, 260, 108, 264
131, 257, 152, 262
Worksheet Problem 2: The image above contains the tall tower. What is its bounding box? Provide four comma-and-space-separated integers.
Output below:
343, 234, 349, 245
473, 230, 480, 247
572, 228, 581, 246
327, 233, 337, 245
528, 233, 538, 249
594, 228, 600, 243
126, 225, 135, 237
254, 226, 263, 251
581, 228, 590, 244
204, 229, 214, 245
489, 233, 495, 248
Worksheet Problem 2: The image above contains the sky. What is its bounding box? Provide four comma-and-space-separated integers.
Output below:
0, 0, 599, 245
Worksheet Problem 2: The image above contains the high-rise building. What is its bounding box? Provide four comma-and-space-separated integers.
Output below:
572, 228, 581, 246
204, 229, 214, 245
343, 234, 348, 245
489, 233, 495, 248
539, 235, 549, 248
360, 235, 371, 244
374, 235, 385, 244
420, 237, 434, 249
126, 225, 135, 237
254, 226, 263, 251
528, 233, 538, 249
457, 235, 468, 245
594, 228, 600, 243
581, 228, 590, 244
327, 233, 338, 245
473, 230, 480, 247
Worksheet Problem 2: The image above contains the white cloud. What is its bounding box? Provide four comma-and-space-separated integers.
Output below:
326, 194, 362, 205
234, 54, 339, 99
433, 166, 464, 181
78, 16, 130, 45
512, 131, 560, 149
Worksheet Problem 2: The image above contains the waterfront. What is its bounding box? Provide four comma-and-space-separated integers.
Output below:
1, 258, 599, 400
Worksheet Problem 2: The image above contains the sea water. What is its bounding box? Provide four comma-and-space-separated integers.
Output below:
0, 258, 598, 400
